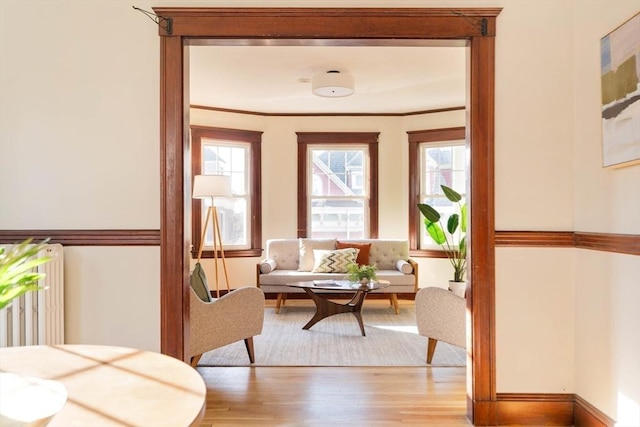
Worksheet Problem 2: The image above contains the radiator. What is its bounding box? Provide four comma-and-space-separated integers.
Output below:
0, 243, 64, 347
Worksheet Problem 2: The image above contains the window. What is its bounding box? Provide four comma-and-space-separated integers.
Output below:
408, 127, 466, 254
191, 126, 262, 258
297, 132, 378, 239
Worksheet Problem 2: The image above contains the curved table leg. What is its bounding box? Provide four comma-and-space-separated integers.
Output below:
301, 288, 369, 336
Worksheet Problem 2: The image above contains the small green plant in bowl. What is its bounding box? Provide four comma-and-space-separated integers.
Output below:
346, 263, 378, 284
0, 238, 52, 310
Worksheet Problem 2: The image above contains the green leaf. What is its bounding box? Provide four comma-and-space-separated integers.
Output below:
425, 221, 446, 245
459, 236, 467, 257
460, 204, 468, 233
447, 213, 459, 234
441, 185, 462, 202
418, 203, 440, 222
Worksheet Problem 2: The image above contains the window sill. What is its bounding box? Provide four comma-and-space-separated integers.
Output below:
191, 248, 263, 259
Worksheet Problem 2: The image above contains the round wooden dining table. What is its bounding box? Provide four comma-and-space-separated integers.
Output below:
0, 344, 206, 427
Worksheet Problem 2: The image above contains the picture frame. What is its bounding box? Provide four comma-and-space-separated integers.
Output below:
600, 12, 640, 168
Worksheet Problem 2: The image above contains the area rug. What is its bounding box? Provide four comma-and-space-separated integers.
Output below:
197, 302, 466, 367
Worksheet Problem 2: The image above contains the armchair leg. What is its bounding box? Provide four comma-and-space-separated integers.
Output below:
190, 354, 202, 368
244, 337, 256, 364
427, 338, 438, 364
276, 293, 284, 314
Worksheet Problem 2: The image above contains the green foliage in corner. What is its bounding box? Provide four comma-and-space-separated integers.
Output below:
0, 238, 52, 310
418, 184, 467, 282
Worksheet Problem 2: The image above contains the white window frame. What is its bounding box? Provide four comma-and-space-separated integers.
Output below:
307, 145, 370, 239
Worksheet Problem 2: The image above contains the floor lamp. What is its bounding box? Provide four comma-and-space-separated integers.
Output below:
192, 174, 233, 298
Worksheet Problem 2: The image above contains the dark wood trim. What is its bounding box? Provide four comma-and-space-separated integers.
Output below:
495, 230, 574, 247
159, 34, 189, 361
407, 126, 466, 252
155, 8, 500, 38
575, 231, 640, 256
574, 394, 615, 427
296, 132, 379, 239
154, 7, 501, 424
190, 104, 465, 117
0, 230, 160, 246
467, 34, 496, 425
3, 230, 634, 256
495, 393, 574, 425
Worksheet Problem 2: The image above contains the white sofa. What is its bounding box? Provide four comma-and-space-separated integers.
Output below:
256, 238, 418, 314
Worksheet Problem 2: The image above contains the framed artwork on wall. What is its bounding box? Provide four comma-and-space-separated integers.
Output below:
600, 12, 640, 168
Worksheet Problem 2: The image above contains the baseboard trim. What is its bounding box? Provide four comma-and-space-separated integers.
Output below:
494, 393, 574, 425
574, 394, 615, 427
472, 394, 615, 426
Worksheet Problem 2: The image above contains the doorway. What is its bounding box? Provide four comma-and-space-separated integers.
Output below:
156, 8, 499, 423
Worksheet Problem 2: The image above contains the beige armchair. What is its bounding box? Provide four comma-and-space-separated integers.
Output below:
415, 286, 466, 364
189, 286, 265, 367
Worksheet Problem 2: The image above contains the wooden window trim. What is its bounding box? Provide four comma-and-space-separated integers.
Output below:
190, 126, 263, 258
408, 127, 466, 254
297, 132, 379, 238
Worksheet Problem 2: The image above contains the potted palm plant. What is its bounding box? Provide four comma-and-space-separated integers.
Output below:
417, 185, 467, 297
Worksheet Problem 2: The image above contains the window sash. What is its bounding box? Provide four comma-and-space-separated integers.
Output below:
418, 140, 466, 250
308, 145, 370, 239
200, 140, 251, 250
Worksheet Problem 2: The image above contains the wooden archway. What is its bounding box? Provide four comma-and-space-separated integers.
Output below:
155, 8, 499, 424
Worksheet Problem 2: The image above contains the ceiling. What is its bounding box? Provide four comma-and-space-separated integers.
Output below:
189, 43, 467, 114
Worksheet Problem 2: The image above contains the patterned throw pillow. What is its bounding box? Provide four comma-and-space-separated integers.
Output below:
298, 238, 337, 271
311, 248, 359, 273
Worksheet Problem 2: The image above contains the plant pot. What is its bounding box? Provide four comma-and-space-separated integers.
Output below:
359, 278, 370, 285
448, 280, 467, 298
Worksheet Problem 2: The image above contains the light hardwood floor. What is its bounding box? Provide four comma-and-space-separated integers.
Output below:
198, 299, 471, 426
198, 366, 471, 426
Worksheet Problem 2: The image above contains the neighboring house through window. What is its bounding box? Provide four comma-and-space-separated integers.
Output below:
191, 126, 262, 258
297, 132, 379, 239
408, 127, 466, 254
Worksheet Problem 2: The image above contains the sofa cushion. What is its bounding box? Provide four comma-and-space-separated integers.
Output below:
311, 248, 359, 273
298, 238, 337, 271
336, 241, 371, 265
260, 259, 277, 274
396, 259, 413, 274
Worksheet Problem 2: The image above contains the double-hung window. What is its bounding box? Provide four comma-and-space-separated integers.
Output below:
297, 132, 379, 239
408, 128, 466, 253
191, 126, 262, 258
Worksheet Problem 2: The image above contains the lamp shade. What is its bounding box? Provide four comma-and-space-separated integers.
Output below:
192, 174, 232, 199
312, 70, 354, 98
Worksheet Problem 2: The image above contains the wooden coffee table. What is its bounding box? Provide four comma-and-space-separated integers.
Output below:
286, 280, 390, 336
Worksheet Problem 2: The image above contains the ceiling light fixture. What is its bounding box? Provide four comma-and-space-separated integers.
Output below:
312, 70, 354, 98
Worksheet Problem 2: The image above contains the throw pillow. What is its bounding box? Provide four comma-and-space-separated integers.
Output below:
298, 238, 337, 271
311, 248, 359, 273
336, 241, 371, 265
396, 259, 414, 274
190, 262, 212, 302
259, 259, 277, 274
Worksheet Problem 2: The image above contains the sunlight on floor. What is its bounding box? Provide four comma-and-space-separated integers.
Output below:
371, 325, 420, 334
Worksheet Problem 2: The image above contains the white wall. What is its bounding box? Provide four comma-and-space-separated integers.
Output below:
0, 0, 161, 352
572, 2, 640, 424
1, 0, 639, 422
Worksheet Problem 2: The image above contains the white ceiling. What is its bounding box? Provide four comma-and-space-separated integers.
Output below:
189, 43, 467, 114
